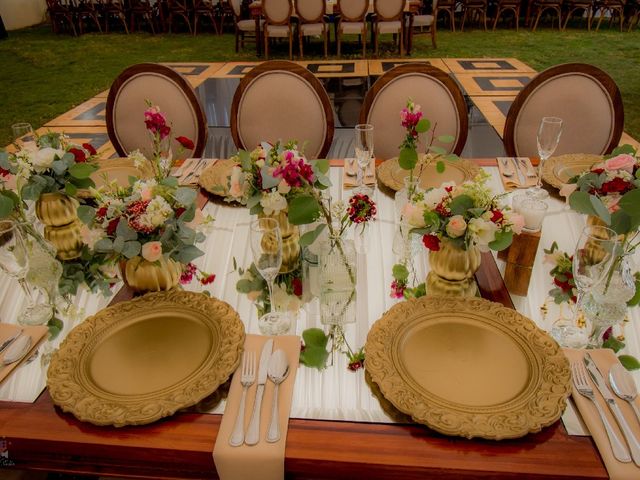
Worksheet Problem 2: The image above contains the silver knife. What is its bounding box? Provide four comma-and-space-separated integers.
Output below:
244, 338, 273, 445
0, 329, 22, 355
511, 158, 525, 185
585, 353, 640, 466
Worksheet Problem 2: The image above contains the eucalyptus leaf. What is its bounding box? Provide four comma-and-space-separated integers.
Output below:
0, 194, 15, 218
122, 240, 141, 258
589, 195, 611, 225
51, 159, 68, 176
610, 210, 632, 235
603, 335, 625, 353
415, 118, 431, 133
392, 264, 409, 282
236, 279, 254, 294
437, 135, 455, 144
488, 230, 513, 251
436, 160, 445, 173
619, 354, 640, 371
174, 186, 197, 206
302, 328, 329, 349
78, 204, 97, 226
288, 195, 321, 225
427, 145, 447, 155
21, 182, 44, 201
398, 147, 418, 171
69, 176, 94, 189
112, 236, 124, 253
249, 204, 263, 215
569, 191, 598, 217
160, 176, 179, 188
448, 194, 474, 216
300, 346, 329, 370
312, 158, 330, 175
239, 150, 251, 170
260, 166, 280, 190
94, 238, 114, 253
606, 144, 637, 158
172, 245, 204, 264
68, 162, 96, 179
179, 203, 196, 222
299, 223, 326, 247
619, 189, 640, 218
247, 193, 262, 209
64, 182, 78, 196
116, 220, 138, 241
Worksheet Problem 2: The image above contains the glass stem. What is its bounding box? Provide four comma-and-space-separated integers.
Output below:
573, 290, 584, 324
18, 278, 36, 306
536, 156, 545, 189
266, 278, 275, 313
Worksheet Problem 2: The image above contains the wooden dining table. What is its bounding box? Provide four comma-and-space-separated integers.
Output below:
0, 158, 609, 479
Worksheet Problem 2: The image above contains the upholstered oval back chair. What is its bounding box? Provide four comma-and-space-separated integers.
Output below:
360, 63, 468, 160
106, 63, 207, 159
503, 63, 624, 157
230, 60, 335, 159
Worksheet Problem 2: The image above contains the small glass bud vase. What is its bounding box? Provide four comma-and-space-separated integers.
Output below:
318, 237, 357, 326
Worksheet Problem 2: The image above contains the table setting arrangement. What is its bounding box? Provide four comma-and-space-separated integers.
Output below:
2, 95, 640, 480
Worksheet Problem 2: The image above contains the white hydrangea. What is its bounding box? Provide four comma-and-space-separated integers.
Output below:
139, 195, 173, 228
128, 149, 149, 171
260, 191, 287, 215
423, 187, 448, 209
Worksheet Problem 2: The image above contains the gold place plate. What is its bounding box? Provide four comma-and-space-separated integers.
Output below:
542, 153, 602, 189
47, 290, 245, 427
376, 158, 480, 191
365, 296, 571, 440
79, 158, 154, 197
199, 158, 236, 196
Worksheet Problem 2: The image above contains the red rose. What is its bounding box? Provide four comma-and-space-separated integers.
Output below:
68, 147, 86, 163
422, 234, 441, 251
600, 177, 633, 194
96, 206, 108, 220
201, 274, 216, 285
175, 136, 195, 150
106, 217, 120, 236
0, 167, 10, 178
82, 143, 97, 156
490, 209, 504, 224
175, 207, 186, 218
347, 360, 364, 372
292, 277, 303, 297
592, 168, 605, 174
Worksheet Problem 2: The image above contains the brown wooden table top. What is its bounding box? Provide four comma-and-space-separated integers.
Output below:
0, 159, 605, 479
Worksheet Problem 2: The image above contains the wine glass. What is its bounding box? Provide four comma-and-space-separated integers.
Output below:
528, 117, 563, 199
249, 218, 290, 335
11, 123, 36, 151
0, 220, 53, 326
554, 224, 617, 346
354, 124, 374, 192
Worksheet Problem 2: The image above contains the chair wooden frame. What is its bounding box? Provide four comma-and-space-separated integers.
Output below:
129, 0, 157, 34
101, 0, 129, 33
230, 60, 335, 159
594, 0, 626, 31
493, 0, 521, 30
263, 0, 294, 60
166, 0, 193, 33
562, 0, 593, 30
435, 0, 457, 31
373, 0, 405, 57
229, 0, 260, 53
75, 0, 103, 34
193, 0, 221, 35
359, 63, 469, 157
46, 0, 78, 36
336, 0, 369, 58
461, 0, 489, 31
296, 0, 328, 59
503, 63, 624, 157
530, 0, 563, 31
106, 63, 207, 158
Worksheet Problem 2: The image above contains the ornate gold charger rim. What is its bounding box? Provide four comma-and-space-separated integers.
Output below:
199, 158, 236, 197
376, 158, 481, 191
542, 153, 602, 190
78, 158, 154, 198
47, 290, 245, 427
365, 296, 571, 440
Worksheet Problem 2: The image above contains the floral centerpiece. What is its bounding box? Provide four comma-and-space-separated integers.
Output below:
78, 175, 211, 293
391, 172, 524, 298
562, 145, 640, 345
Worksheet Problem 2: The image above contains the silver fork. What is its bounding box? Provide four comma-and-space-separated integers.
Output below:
229, 351, 256, 447
572, 361, 631, 463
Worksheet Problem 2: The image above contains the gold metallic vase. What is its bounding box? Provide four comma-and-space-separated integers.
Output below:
427, 240, 481, 297
35, 192, 83, 260
260, 210, 300, 273
121, 256, 182, 293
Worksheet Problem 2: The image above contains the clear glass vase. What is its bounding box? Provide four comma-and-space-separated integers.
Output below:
318, 237, 357, 326
582, 254, 636, 347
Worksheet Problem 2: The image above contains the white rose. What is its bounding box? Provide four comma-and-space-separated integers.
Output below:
467, 217, 498, 251
80, 225, 104, 249
260, 191, 287, 215
445, 215, 467, 238
401, 202, 426, 227
32, 147, 64, 172
423, 187, 448, 209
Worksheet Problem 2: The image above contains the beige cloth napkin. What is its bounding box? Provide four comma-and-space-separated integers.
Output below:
0, 323, 48, 384
213, 334, 300, 480
564, 348, 640, 479
497, 157, 537, 191
343, 158, 376, 188
172, 158, 217, 186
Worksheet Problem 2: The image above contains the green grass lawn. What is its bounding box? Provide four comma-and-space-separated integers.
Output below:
0, 24, 638, 148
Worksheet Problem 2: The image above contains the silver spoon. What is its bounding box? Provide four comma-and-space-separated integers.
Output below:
266, 349, 290, 443
610, 363, 640, 425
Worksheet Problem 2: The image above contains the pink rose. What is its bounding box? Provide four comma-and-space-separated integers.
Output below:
445, 215, 467, 238
604, 154, 636, 174
141, 241, 163, 262
559, 183, 578, 198
139, 188, 153, 201
509, 213, 525, 235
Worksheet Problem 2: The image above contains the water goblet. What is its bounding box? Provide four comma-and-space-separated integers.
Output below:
11, 123, 36, 150
249, 217, 289, 335
354, 124, 374, 192
0, 220, 53, 326
528, 116, 563, 199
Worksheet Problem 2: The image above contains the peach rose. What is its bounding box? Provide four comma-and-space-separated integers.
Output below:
229, 166, 244, 198
139, 188, 153, 201
401, 202, 426, 227
559, 182, 578, 198
604, 154, 636, 174
508, 212, 525, 235
141, 241, 163, 262
445, 215, 467, 238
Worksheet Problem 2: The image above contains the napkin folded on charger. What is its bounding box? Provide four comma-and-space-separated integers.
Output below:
497, 157, 537, 191
171, 158, 216, 186
0, 323, 48, 385
343, 158, 376, 188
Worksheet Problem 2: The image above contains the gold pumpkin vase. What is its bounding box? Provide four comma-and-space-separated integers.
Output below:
427, 240, 481, 297
35, 192, 83, 261
259, 210, 300, 273
122, 256, 182, 293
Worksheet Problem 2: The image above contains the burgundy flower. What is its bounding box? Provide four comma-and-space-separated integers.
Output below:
490, 209, 504, 224
175, 207, 186, 218
348, 194, 377, 224
422, 234, 441, 251
390, 279, 406, 299
68, 147, 86, 163
600, 177, 633, 194
292, 277, 303, 297
0, 167, 10, 178
201, 274, 216, 285
434, 202, 451, 218
347, 360, 364, 372
273, 155, 315, 187
180, 263, 197, 284
82, 143, 97, 156
176, 136, 194, 150
96, 206, 108, 220
106, 217, 120, 236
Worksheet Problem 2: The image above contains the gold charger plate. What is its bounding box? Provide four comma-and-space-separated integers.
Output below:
79, 158, 154, 197
542, 153, 602, 189
365, 296, 571, 440
376, 158, 480, 191
47, 290, 245, 427
199, 158, 236, 196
